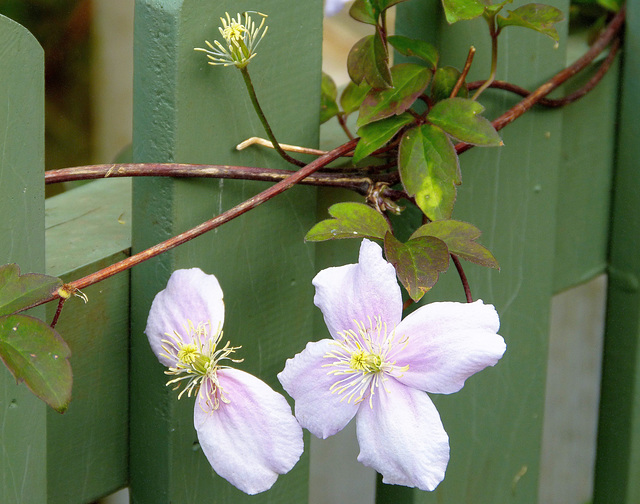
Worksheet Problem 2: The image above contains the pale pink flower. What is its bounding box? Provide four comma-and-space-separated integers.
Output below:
278, 239, 505, 490
145, 268, 303, 495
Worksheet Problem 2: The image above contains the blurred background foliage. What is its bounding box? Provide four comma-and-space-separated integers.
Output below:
1, 0, 93, 196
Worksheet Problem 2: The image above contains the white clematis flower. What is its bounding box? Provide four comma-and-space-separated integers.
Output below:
145, 268, 303, 495
278, 239, 506, 491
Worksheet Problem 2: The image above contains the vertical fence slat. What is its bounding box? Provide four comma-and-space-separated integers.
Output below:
392, 1, 569, 502
593, 3, 640, 503
130, 1, 322, 502
0, 14, 47, 504
44, 178, 131, 504
552, 38, 619, 293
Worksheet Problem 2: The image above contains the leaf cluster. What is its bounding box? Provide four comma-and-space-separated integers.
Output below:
0, 264, 71, 413
307, 203, 498, 301
316, 0, 564, 300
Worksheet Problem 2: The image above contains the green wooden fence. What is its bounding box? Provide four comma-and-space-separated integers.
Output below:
0, 0, 638, 503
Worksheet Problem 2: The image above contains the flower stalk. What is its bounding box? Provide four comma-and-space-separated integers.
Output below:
471, 14, 499, 101
239, 66, 305, 167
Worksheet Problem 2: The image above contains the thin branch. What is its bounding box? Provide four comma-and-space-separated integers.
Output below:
236, 136, 327, 155
402, 298, 414, 311
44, 162, 396, 195
50, 298, 66, 329
337, 114, 355, 140
451, 46, 476, 98
22, 139, 358, 311
451, 254, 473, 303
467, 36, 621, 108
471, 16, 499, 100
456, 6, 625, 155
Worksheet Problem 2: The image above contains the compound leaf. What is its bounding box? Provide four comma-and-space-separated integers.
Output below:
0, 314, 72, 413
441, 0, 486, 23
384, 232, 449, 301
347, 30, 392, 89
354, 113, 414, 163
357, 63, 431, 127
321, 72, 340, 124
398, 124, 460, 221
0, 263, 62, 317
411, 220, 499, 269
305, 202, 391, 242
387, 35, 438, 69
428, 97, 502, 146
497, 3, 564, 41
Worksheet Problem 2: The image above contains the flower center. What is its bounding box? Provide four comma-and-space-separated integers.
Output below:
349, 349, 383, 373
195, 12, 269, 68
222, 20, 246, 43
323, 317, 408, 407
160, 320, 242, 410
177, 343, 199, 364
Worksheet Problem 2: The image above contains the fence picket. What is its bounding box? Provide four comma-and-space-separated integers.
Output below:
593, 2, 640, 502
388, 1, 570, 502
0, 14, 47, 504
129, 1, 322, 502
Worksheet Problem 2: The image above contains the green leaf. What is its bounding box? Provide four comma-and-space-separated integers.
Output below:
387, 35, 438, 69
347, 30, 392, 90
431, 66, 469, 102
427, 97, 502, 146
484, 0, 514, 16
357, 64, 431, 127
379, 0, 410, 10
320, 73, 340, 124
411, 220, 499, 269
0, 314, 72, 413
597, 0, 621, 11
341, 81, 372, 116
398, 124, 460, 220
354, 113, 414, 163
349, 0, 379, 25
305, 202, 391, 242
441, 0, 486, 23
497, 4, 565, 41
384, 232, 449, 302
0, 263, 62, 317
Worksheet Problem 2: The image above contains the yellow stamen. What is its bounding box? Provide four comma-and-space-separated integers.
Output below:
160, 320, 243, 409
323, 317, 409, 407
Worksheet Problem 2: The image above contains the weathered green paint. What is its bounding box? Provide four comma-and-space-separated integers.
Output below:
45, 179, 131, 503
130, 1, 322, 502
593, 3, 640, 503
388, 1, 569, 502
0, 14, 47, 504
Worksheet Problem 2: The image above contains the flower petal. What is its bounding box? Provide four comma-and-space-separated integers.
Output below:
194, 368, 303, 495
356, 377, 449, 491
278, 339, 360, 439
313, 239, 402, 340
145, 268, 225, 367
393, 300, 505, 394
